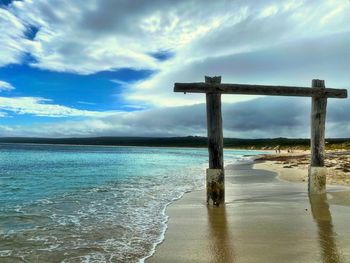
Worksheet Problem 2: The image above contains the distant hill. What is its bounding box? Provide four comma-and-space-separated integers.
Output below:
0, 136, 349, 150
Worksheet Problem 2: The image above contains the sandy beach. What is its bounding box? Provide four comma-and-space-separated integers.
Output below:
147, 153, 350, 263
256, 150, 350, 186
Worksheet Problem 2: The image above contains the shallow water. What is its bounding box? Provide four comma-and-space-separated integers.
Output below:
0, 143, 265, 262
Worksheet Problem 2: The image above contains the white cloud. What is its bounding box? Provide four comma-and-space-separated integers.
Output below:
0, 96, 117, 117
2, 0, 346, 76
4, 0, 237, 74
0, 80, 15, 91
0, 7, 28, 67
122, 0, 350, 106
0, 0, 349, 138
0, 125, 13, 133
124, 31, 350, 106
259, 5, 279, 18
1, 97, 349, 138
0, 1, 348, 81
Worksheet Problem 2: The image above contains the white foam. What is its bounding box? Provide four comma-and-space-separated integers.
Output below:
226, 155, 257, 166
0, 250, 12, 257
4, 150, 262, 262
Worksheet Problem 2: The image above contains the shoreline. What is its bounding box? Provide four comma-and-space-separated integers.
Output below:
147, 155, 350, 262
141, 188, 203, 263
256, 150, 350, 186
0, 142, 272, 152
143, 156, 261, 262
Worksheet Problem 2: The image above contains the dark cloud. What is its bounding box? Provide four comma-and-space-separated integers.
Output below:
78, 0, 173, 35
223, 97, 308, 133
114, 97, 348, 138
3, 96, 348, 138
150, 50, 174, 61
192, 32, 350, 86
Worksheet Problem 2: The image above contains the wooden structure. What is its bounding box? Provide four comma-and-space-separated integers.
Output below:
174, 76, 347, 206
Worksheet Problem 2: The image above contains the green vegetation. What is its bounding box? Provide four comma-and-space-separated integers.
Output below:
0, 136, 349, 150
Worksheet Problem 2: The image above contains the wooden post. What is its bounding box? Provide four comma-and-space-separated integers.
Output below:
205, 76, 225, 206
309, 79, 327, 194
174, 77, 347, 199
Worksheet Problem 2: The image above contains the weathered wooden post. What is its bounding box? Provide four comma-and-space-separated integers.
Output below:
205, 76, 225, 206
309, 79, 327, 194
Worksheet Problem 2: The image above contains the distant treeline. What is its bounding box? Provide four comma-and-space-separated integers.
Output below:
0, 136, 349, 149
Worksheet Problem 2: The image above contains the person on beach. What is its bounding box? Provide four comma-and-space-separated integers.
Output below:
274, 145, 281, 154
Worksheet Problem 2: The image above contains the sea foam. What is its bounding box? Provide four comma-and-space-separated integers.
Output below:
0, 144, 266, 262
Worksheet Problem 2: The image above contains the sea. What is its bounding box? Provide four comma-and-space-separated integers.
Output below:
0, 143, 266, 263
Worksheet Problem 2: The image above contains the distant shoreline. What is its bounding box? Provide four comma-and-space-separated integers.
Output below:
0, 142, 274, 154
0, 142, 207, 149
1, 136, 349, 150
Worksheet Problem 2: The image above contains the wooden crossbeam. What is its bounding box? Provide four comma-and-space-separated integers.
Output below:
174, 82, 347, 98
175, 76, 348, 202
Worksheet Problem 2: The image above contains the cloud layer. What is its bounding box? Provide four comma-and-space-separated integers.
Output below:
0, 0, 349, 138
1, 97, 349, 138
0, 80, 14, 91
0, 96, 117, 117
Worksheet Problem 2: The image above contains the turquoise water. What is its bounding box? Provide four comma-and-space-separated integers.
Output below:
0, 143, 265, 262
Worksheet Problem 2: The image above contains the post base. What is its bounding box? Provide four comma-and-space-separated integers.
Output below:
308, 166, 327, 194
206, 169, 225, 206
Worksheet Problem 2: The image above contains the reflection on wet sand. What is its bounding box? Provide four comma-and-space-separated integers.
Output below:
148, 164, 350, 263
207, 206, 235, 263
309, 193, 345, 263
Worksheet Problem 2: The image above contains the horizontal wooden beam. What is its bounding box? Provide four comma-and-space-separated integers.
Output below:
174, 82, 347, 98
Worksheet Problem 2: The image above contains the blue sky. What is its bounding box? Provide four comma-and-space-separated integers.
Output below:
0, 65, 153, 111
0, 0, 349, 137
0, 65, 153, 126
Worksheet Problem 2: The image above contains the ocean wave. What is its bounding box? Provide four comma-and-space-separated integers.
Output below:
0, 146, 264, 262
225, 155, 257, 166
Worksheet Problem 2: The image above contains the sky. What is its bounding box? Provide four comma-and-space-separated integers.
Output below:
0, 0, 349, 138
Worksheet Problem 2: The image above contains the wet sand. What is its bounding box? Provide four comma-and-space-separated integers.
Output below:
147, 163, 350, 263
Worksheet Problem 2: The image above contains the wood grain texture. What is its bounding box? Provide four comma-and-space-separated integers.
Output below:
205, 76, 224, 170
174, 82, 347, 98
310, 79, 327, 167
205, 76, 224, 205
